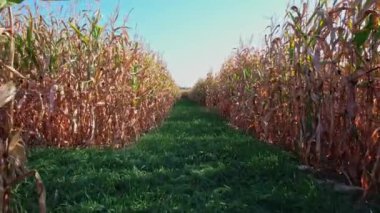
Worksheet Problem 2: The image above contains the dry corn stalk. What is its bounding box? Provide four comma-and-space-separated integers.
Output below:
0, 82, 46, 212
191, 0, 380, 195
0, 2, 179, 148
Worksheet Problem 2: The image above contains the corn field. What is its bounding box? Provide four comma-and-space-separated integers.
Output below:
0, 1, 179, 210
0, 3, 179, 148
191, 0, 380, 194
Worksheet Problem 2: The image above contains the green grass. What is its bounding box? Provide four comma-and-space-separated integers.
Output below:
13, 99, 365, 212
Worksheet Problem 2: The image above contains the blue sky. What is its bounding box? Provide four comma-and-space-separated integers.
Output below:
22, 0, 293, 87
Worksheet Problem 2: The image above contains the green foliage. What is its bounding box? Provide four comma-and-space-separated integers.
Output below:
12, 99, 366, 212
0, 0, 23, 9
353, 29, 371, 48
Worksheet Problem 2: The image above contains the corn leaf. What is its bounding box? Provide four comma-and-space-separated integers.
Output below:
0, 0, 23, 9
0, 81, 16, 108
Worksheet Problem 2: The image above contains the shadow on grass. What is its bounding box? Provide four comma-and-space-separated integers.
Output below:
12, 99, 365, 212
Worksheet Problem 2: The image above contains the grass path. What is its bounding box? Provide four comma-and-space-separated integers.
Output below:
14, 99, 360, 212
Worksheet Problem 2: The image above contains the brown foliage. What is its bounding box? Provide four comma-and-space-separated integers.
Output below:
191, 0, 380, 194
0, 4, 46, 211
0, 6, 179, 148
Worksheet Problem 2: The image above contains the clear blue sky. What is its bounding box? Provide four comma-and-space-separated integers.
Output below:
22, 0, 293, 87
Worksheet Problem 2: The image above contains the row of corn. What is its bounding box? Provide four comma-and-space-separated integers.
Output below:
190, 0, 380, 194
0, 3, 179, 148
0, 2, 179, 210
